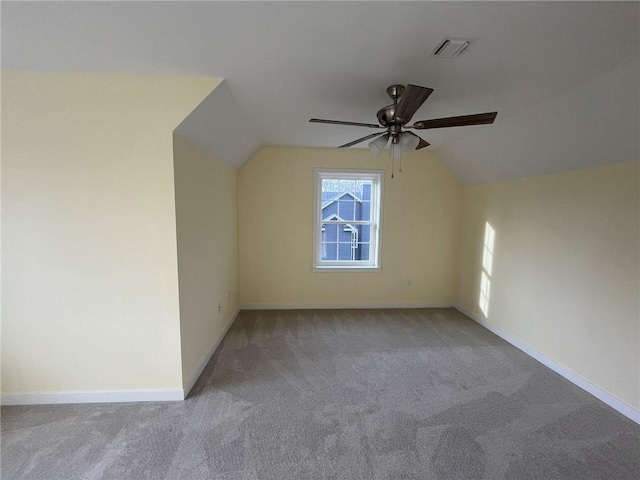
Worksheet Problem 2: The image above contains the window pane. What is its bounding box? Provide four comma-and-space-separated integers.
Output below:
338, 243, 353, 260
322, 201, 338, 220
361, 201, 371, 221
359, 225, 371, 243
357, 243, 371, 261
321, 223, 338, 260
323, 242, 338, 261
323, 224, 338, 240
321, 179, 372, 198
338, 199, 356, 220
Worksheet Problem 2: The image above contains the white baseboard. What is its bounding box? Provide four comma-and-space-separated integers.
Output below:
1, 308, 241, 407
240, 302, 453, 310
454, 304, 640, 425
182, 306, 240, 399
1, 388, 184, 406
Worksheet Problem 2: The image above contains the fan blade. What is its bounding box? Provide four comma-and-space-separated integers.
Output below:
416, 137, 430, 150
393, 84, 434, 124
412, 112, 498, 130
339, 132, 387, 148
310, 118, 383, 129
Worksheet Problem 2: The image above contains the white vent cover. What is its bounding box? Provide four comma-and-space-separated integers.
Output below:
431, 37, 473, 58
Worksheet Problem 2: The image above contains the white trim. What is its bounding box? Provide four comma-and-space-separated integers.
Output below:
1, 389, 184, 406
455, 304, 640, 425
313, 265, 381, 273
322, 220, 373, 225
240, 302, 453, 310
182, 307, 240, 399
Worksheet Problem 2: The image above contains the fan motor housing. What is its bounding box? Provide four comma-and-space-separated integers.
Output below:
378, 84, 411, 126
377, 105, 397, 126
377, 105, 409, 129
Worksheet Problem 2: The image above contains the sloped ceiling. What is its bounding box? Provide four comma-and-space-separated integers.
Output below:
2, 1, 638, 184
175, 80, 263, 169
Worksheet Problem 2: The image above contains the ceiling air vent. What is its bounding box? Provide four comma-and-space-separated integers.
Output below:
430, 37, 473, 58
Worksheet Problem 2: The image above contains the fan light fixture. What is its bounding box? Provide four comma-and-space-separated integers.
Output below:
369, 131, 421, 177
369, 134, 389, 154
369, 132, 419, 157
400, 131, 420, 151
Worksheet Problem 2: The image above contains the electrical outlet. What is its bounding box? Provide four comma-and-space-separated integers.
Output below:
218, 302, 222, 313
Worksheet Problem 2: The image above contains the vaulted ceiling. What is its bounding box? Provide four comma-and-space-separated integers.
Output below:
3, 1, 639, 184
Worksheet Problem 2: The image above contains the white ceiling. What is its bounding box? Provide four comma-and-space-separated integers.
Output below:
3, 1, 639, 184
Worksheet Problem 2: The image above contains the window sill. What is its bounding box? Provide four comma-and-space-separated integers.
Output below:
313, 265, 381, 273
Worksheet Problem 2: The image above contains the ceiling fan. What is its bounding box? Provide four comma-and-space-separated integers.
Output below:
309, 84, 497, 172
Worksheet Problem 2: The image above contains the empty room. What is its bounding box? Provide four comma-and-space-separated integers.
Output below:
2, 2, 639, 479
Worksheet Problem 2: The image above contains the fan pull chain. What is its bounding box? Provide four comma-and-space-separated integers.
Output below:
399, 156, 403, 173
391, 157, 395, 179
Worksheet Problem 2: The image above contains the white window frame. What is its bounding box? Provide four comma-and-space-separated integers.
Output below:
313, 169, 383, 271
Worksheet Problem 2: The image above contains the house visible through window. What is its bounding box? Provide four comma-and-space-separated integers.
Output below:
314, 170, 383, 269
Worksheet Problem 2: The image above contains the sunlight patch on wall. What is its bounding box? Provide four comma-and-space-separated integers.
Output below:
479, 222, 495, 316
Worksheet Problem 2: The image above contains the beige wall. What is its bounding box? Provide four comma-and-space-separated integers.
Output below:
457, 161, 640, 409
2, 70, 219, 394
173, 133, 239, 391
4, 69, 636, 415
238, 147, 462, 307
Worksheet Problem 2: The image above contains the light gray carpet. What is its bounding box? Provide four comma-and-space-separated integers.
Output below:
2, 308, 639, 479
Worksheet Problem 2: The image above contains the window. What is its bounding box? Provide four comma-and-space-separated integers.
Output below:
314, 170, 383, 270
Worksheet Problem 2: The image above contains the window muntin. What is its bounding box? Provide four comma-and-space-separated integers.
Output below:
314, 170, 383, 269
